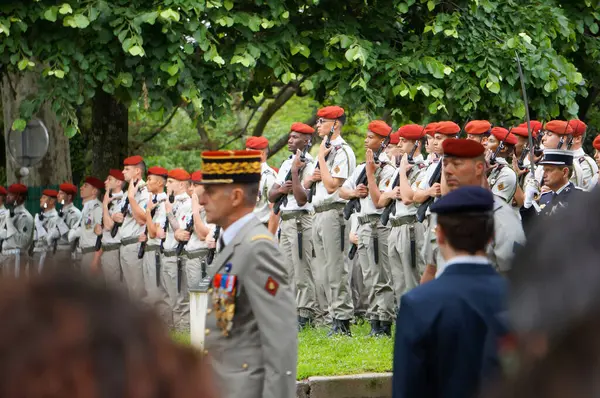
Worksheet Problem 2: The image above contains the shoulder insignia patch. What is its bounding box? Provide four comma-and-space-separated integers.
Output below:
334, 165, 341, 174
385, 179, 390, 187
251, 234, 273, 242
498, 182, 505, 191
416, 181, 421, 188
580, 157, 585, 164
265, 276, 279, 296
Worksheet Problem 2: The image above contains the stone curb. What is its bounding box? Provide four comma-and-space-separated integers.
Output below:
297, 373, 392, 398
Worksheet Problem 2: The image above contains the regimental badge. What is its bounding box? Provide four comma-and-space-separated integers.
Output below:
334, 165, 340, 174
385, 179, 390, 187
490, 178, 497, 186
498, 182, 505, 191
265, 276, 279, 296
85, 216, 92, 230
211, 272, 238, 336
416, 181, 421, 188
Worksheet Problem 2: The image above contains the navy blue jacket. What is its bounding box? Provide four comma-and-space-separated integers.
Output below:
392, 262, 508, 398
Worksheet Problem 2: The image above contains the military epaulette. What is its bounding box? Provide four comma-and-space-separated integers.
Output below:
579, 157, 585, 164
251, 234, 273, 242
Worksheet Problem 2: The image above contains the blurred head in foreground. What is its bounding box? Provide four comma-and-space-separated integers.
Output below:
0, 270, 216, 398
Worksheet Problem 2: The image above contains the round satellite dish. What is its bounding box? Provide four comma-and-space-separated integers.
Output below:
7, 119, 50, 167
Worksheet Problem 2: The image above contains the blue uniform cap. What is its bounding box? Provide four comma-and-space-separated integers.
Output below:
430, 186, 494, 215
539, 149, 574, 166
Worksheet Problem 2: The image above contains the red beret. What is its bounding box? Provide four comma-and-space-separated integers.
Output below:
490, 127, 517, 145
593, 135, 600, 151
511, 126, 538, 139
8, 184, 27, 195
190, 171, 203, 183
290, 122, 314, 135
84, 177, 104, 190
59, 183, 77, 195
123, 155, 144, 166
109, 169, 125, 181
317, 106, 345, 119
465, 120, 492, 135
442, 139, 485, 158
368, 120, 392, 137
389, 131, 400, 145
168, 168, 191, 181
398, 124, 425, 140
518, 120, 543, 134
424, 122, 438, 137
148, 166, 168, 178
545, 120, 574, 135
435, 121, 461, 135
246, 136, 269, 150
569, 119, 587, 137
0, 186, 7, 196
42, 189, 58, 198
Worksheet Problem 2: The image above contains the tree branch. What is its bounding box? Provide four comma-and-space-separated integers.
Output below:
139, 105, 180, 146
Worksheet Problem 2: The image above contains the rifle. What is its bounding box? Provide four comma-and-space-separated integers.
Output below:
95, 189, 112, 252
111, 180, 138, 238
381, 137, 423, 226
343, 128, 393, 220
415, 160, 442, 223
159, 190, 174, 254
307, 121, 337, 203
206, 226, 221, 265
175, 214, 195, 256
273, 138, 312, 215
138, 194, 158, 259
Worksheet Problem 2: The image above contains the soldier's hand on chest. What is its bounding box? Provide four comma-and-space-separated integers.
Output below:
112, 213, 124, 223
312, 169, 322, 182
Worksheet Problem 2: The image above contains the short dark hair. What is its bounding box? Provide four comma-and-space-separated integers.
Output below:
437, 213, 494, 254
136, 161, 147, 177
338, 114, 347, 126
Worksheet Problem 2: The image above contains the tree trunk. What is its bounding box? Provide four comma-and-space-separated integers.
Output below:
1, 71, 71, 186
91, 89, 128, 179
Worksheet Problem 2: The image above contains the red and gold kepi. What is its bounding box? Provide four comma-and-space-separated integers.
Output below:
200, 150, 262, 185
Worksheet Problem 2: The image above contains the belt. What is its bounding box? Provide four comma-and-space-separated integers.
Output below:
145, 244, 159, 252
33, 247, 51, 253
185, 249, 208, 259
81, 246, 96, 254
102, 243, 120, 252
391, 215, 417, 228
2, 249, 20, 255
56, 245, 71, 252
357, 214, 381, 225
162, 250, 178, 258
121, 237, 139, 246
281, 210, 309, 221
313, 203, 345, 213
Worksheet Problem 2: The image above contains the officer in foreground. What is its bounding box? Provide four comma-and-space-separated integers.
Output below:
199, 150, 297, 398
392, 186, 508, 398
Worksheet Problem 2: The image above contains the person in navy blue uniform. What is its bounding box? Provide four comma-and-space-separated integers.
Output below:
521, 149, 585, 235
392, 186, 508, 398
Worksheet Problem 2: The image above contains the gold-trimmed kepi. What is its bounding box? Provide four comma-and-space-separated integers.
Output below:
200, 150, 262, 185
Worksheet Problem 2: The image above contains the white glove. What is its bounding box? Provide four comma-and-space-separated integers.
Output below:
524, 180, 540, 209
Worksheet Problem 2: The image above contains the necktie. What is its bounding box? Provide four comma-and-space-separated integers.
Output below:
218, 236, 225, 253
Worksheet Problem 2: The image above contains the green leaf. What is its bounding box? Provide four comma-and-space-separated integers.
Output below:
140, 11, 158, 25
213, 55, 225, 65
44, 7, 58, 22
507, 37, 516, 49
17, 58, 29, 71
54, 70, 65, 78
427, 0, 435, 11
224, 0, 233, 11
128, 45, 144, 56
184, 43, 194, 54
73, 14, 90, 28
398, 2, 408, 13
65, 125, 77, 138
167, 63, 179, 76
486, 81, 500, 94
160, 9, 180, 22
282, 11, 289, 19
0, 23, 10, 36
325, 61, 337, 71
591, 22, 599, 34
118, 72, 133, 87
59, 3, 73, 15
11, 119, 26, 132
443, 66, 453, 75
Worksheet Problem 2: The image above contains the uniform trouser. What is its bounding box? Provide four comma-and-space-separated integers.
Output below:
119, 242, 145, 299
422, 216, 444, 268
0, 251, 27, 278
388, 222, 426, 301
101, 246, 122, 286
357, 221, 395, 322
312, 208, 353, 321
142, 247, 173, 327
279, 213, 318, 319
350, 252, 368, 317
162, 252, 205, 331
